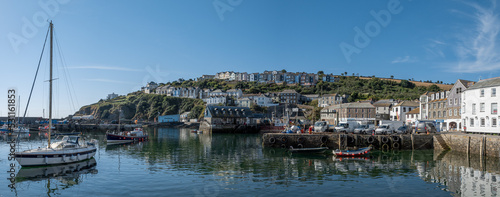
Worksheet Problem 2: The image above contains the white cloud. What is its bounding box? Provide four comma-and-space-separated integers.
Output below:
83, 78, 135, 84
391, 56, 417, 64
68, 65, 141, 72
424, 39, 447, 59
452, 1, 500, 73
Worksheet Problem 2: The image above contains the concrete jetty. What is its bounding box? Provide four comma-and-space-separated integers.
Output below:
262, 133, 435, 150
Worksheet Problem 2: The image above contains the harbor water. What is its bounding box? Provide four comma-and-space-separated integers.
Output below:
1, 128, 500, 196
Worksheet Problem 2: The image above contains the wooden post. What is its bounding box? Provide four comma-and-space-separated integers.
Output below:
411, 134, 414, 150
467, 136, 470, 157
338, 134, 341, 150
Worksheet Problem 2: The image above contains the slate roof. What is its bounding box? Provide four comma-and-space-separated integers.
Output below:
205, 105, 253, 118
457, 79, 475, 88
394, 101, 419, 107
467, 77, 500, 90
406, 107, 420, 114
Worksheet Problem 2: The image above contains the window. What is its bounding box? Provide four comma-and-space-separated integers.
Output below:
472, 103, 476, 114
433, 112, 436, 118
449, 99, 452, 105
480, 118, 485, 127
443, 111, 446, 117
481, 89, 485, 97
455, 98, 458, 105
492, 103, 498, 114
438, 111, 441, 117
454, 109, 457, 116
493, 118, 497, 127
480, 103, 485, 112
449, 109, 452, 116
493, 88, 497, 97
470, 118, 474, 127
403, 107, 406, 112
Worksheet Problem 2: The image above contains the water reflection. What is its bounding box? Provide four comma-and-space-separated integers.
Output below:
429, 150, 500, 196
5, 127, 500, 196
14, 158, 98, 195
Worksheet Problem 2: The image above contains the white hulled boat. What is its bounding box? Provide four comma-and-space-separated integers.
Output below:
14, 22, 97, 166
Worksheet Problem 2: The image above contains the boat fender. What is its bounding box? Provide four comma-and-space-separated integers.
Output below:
392, 142, 400, 149
281, 137, 288, 143
297, 144, 303, 148
381, 136, 389, 144
269, 137, 276, 144
382, 143, 390, 151
392, 136, 400, 142
281, 144, 286, 149
297, 137, 305, 144
321, 136, 328, 143
367, 136, 375, 144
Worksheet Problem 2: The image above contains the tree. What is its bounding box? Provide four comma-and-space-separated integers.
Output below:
400, 80, 415, 88
427, 84, 440, 92
281, 69, 287, 73
390, 75, 394, 79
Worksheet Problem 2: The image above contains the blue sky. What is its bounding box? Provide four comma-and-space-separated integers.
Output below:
1, 0, 500, 118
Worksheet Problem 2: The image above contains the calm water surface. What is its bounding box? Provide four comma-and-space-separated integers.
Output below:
1, 128, 499, 196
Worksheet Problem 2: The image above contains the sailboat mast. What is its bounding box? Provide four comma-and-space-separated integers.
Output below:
48, 21, 53, 148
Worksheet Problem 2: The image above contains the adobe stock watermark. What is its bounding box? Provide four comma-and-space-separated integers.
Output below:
6, 89, 17, 189
213, 0, 243, 21
8, 0, 71, 54
339, 0, 405, 63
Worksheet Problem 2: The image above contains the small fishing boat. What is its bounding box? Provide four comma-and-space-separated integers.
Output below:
106, 127, 148, 143
333, 146, 372, 157
289, 146, 329, 154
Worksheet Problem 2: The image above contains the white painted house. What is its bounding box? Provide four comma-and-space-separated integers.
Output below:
462, 77, 500, 133
390, 101, 419, 122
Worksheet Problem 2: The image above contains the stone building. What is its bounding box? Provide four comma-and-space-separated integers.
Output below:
317, 94, 349, 107
279, 89, 301, 104
445, 79, 475, 131
320, 102, 376, 125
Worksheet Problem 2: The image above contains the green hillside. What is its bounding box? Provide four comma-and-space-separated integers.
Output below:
166, 76, 440, 101
75, 91, 205, 121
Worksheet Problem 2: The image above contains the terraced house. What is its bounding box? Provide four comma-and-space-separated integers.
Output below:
462, 77, 500, 133
445, 79, 475, 132
428, 90, 450, 131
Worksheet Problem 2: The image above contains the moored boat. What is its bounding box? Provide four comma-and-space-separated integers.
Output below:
15, 136, 97, 166
333, 146, 372, 157
106, 127, 148, 143
289, 146, 329, 154
14, 22, 98, 167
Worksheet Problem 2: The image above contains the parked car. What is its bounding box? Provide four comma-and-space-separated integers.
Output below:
353, 124, 375, 134
415, 122, 437, 134
396, 126, 410, 134
375, 124, 394, 135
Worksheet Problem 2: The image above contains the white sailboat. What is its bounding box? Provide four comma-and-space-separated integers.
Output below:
14, 22, 97, 166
